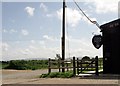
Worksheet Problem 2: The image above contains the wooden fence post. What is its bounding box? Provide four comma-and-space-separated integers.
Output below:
95, 56, 99, 76
58, 59, 61, 72
73, 57, 76, 76
80, 60, 82, 73
66, 63, 69, 71
48, 58, 51, 74
77, 58, 79, 75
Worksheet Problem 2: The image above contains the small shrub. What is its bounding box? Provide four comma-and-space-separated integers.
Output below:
64, 72, 74, 78
32, 67, 36, 70
48, 72, 59, 78
40, 74, 49, 78
40, 71, 74, 78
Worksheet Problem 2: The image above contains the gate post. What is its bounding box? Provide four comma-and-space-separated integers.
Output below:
58, 59, 61, 72
48, 58, 51, 74
80, 60, 82, 73
77, 58, 79, 75
95, 56, 99, 76
73, 57, 76, 76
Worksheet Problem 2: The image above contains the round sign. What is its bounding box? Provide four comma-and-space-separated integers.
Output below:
92, 35, 103, 49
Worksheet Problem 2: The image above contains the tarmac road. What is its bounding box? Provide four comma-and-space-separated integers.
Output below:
2, 69, 48, 79
2, 69, 57, 84
1, 69, 120, 85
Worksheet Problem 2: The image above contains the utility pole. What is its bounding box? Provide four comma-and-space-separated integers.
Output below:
62, 0, 65, 72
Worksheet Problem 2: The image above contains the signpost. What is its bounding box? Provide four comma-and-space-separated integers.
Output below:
92, 35, 103, 49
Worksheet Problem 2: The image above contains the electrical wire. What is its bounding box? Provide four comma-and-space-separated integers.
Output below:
73, 0, 101, 29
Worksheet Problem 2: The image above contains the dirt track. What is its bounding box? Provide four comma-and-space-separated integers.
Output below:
1, 69, 120, 85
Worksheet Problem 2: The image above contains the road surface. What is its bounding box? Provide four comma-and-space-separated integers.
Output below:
1, 69, 120, 85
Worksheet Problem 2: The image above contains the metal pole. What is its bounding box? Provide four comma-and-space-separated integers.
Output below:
62, 0, 65, 72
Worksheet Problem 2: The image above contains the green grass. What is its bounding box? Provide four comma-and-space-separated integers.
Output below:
40, 71, 74, 78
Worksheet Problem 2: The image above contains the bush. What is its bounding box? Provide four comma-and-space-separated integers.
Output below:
40, 74, 49, 78
40, 71, 74, 78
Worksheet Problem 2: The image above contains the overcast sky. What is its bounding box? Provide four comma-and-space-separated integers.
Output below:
1, 0, 119, 61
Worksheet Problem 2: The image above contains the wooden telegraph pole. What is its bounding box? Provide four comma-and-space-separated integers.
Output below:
62, 0, 66, 72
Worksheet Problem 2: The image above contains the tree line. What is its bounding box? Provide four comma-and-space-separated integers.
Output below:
1, 60, 48, 70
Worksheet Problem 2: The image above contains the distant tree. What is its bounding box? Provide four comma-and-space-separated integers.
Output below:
82, 56, 90, 60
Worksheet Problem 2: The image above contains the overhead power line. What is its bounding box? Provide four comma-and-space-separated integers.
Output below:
73, 0, 101, 29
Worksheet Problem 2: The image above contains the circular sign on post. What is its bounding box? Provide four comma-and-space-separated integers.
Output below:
92, 35, 103, 49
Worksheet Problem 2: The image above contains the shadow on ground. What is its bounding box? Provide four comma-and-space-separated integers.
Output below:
78, 74, 120, 80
